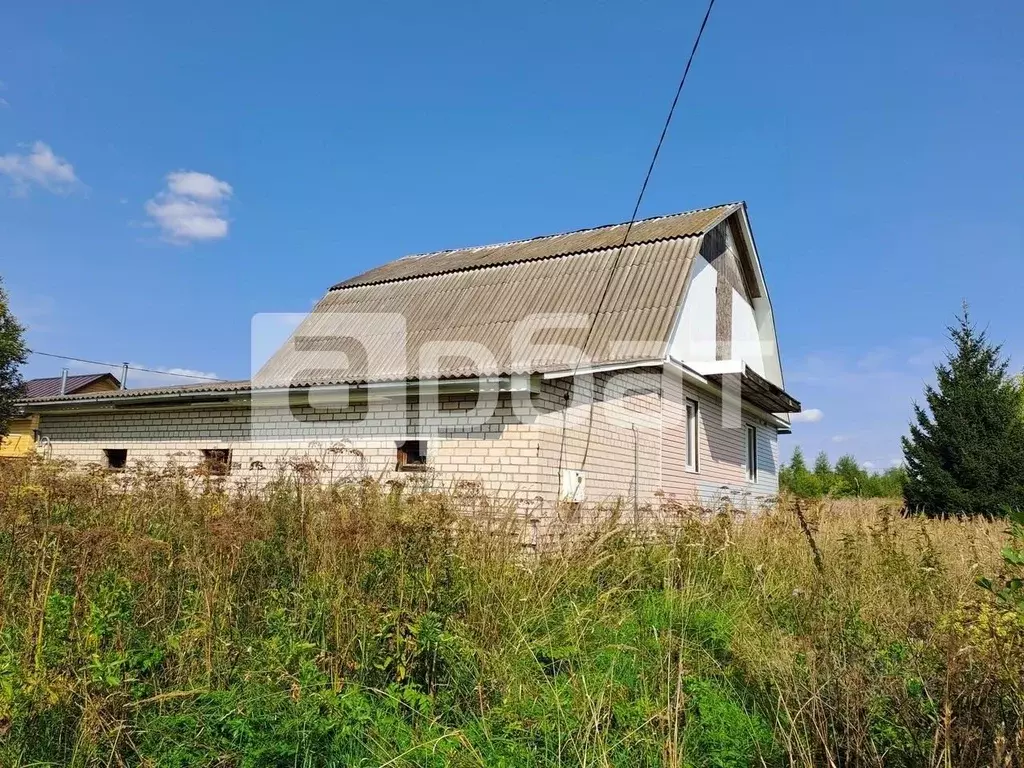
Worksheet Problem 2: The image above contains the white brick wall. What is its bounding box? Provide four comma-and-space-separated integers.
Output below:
36, 372, 778, 515
37, 391, 549, 507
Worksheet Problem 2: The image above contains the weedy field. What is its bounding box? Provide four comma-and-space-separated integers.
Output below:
0, 459, 1021, 767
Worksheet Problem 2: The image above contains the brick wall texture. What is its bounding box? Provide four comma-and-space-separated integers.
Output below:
36, 369, 779, 514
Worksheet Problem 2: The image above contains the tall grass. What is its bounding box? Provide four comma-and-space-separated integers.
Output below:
0, 458, 1021, 766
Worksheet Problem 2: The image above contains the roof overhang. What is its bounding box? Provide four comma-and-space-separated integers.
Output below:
704, 364, 801, 414
21, 374, 544, 414
663, 358, 793, 431
541, 358, 666, 379
23, 390, 249, 414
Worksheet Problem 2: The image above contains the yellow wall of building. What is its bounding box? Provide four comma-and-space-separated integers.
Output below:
0, 416, 38, 458
0, 376, 119, 458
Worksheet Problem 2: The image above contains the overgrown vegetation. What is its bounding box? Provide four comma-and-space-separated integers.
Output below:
0, 459, 1021, 766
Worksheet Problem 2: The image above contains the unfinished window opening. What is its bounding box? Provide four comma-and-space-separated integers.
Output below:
396, 440, 427, 471
104, 448, 127, 470
746, 425, 758, 483
201, 448, 232, 476
685, 398, 700, 472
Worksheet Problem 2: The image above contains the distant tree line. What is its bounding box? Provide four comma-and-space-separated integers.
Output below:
779, 447, 906, 499
783, 308, 1024, 517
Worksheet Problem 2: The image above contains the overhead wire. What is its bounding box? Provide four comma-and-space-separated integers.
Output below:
27, 350, 228, 382
557, 0, 718, 479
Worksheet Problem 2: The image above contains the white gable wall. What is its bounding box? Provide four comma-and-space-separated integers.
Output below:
668, 212, 785, 390
669, 253, 717, 365
753, 295, 784, 389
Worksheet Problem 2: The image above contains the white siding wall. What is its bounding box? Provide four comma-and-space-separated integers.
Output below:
753, 425, 780, 499
667, 218, 786, 391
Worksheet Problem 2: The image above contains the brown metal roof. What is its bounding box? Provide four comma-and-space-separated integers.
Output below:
333, 203, 739, 289
22, 373, 121, 399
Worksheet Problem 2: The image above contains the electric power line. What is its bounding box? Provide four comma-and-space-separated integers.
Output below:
30, 2, 715, 417
577, 0, 717, 376
27, 350, 228, 382
560, 0, 718, 473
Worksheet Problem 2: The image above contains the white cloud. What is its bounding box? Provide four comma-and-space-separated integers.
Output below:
907, 346, 944, 367
145, 170, 233, 244
831, 434, 850, 443
166, 171, 232, 201
789, 408, 823, 423
0, 141, 79, 194
145, 198, 229, 241
862, 461, 876, 470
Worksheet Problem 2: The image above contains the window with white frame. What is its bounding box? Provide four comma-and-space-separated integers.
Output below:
685, 398, 700, 472
746, 425, 758, 482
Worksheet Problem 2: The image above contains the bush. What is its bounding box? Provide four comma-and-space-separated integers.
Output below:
780, 447, 906, 499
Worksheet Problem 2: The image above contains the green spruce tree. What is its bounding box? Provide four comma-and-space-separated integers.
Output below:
0, 278, 28, 437
780, 447, 813, 496
789, 445, 808, 476
811, 451, 833, 495
781, 447, 835, 498
902, 307, 1024, 516
834, 455, 866, 497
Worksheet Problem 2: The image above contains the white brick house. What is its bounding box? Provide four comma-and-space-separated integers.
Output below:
21, 203, 800, 512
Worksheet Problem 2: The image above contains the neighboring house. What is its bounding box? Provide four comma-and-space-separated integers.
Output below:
1, 373, 121, 458
16, 203, 800, 512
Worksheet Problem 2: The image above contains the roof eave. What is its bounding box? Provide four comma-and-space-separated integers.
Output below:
703, 365, 801, 414
22, 374, 548, 411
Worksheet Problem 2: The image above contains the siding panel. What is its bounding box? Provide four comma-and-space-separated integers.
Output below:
753, 426, 780, 499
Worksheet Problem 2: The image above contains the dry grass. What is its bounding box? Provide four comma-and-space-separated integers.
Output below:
0, 457, 1021, 767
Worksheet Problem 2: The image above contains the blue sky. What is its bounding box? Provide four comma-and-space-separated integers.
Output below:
1, 0, 1021, 470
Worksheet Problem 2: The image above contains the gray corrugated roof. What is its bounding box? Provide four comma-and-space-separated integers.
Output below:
257, 205, 738, 387
259, 237, 700, 385
28, 203, 743, 402
333, 203, 739, 289
20, 380, 251, 404
22, 373, 121, 399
